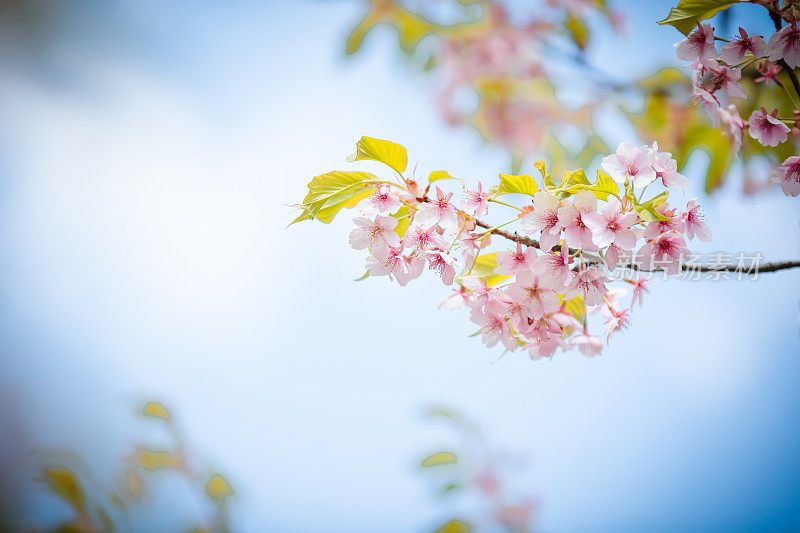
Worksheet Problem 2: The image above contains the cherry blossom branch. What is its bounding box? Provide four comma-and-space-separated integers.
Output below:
473, 218, 800, 274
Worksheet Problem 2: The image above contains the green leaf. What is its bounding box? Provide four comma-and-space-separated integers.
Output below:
354, 271, 370, 281
441, 482, 462, 495
492, 173, 538, 197
566, 169, 620, 200
634, 191, 670, 222
421, 451, 458, 467
533, 160, 549, 181
559, 169, 591, 197
347, 136, 408, 175
657, 0, 740, 35
293, 171, 376, 224
391, 205, 412, 239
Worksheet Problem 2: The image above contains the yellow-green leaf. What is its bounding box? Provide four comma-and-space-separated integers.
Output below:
634, 191, 670, 222
428, 170, 463, 186
566, 169, 619, 200
492, 173, 538, 197
40, 467, 85, 511
421, 451, 457, 467
392, 205, 412, 238
347, 136, 408, 175
293, 170, 376, 224
658, 0, 740, 35
141, 401, 170, 420
206, 474, 234, 502
533, 160, 548, 181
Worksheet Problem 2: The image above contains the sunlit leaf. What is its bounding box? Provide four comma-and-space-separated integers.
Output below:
421, 451, 457, 467
293, 171, 376, 224
206, 474, 234, 502
658, 0, 740, 35
141, 401, 170, 420
392, 204, 412, 239
40, 467, 85, 511
633, 191, 670, 222
354, 271, 370, 281
491, 173, 538, 197
347, 136, 408, 174
566, 169, 619, 200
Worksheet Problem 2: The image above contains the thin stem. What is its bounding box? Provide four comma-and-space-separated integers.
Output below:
488, 198, 524, 212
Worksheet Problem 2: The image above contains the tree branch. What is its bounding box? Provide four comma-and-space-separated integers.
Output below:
474, 219, 800, 275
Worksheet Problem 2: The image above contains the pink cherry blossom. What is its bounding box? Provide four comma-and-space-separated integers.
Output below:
404, 224, 437, 250
748, 107, 790, 147
643, 203, 685, 240
651, 142, 690, 189
520, 191, 563, 251
626, 277, 650, 308
683, 198, 712, 243
508, 271, 559, 319
557, 189, 598, 251
415, 187, 458, 229
349, 215, 401, 260
603, 243, 632, 271
675, 23, 717, 62
600, 142, 656, 187
719, 27, 767, 64
439, 285, 470, 309
690, 84, 721, 126
495, 242, 537, 275
470, 299, 517, 352
603, 306, 630, 338
461, 182, 489, 216
771, 155, 800, 197
755, 62, 782, 85
565, 266, 610, 306
526, 316, 568, 359
427, 248, 457, 285
570, 332, 603, 356
584, 197, 638, 250
718, 104, 745, 153
636, 231, 690, 275
767, 20, 800, 68
363, 184, 401, 215
532, 244, 574, 288
702, 59, 747, 99
366, 247, 408, 283
461, 275, 493, 309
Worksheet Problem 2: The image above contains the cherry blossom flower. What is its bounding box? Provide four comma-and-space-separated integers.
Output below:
603, 243, 631, 271
520, 191, 563, 251
471, 299, 517, 351
570, 332, 603, 356
458, 231, 482, 265
557, 189, 598, 251
461, 182, 490, 216
526, 316, 569, 359
461, 275, 494, 309
683, 198, 712, 242
495, 242, 537, 275
636, 231, 690, 275
643, 203, 685, 239
755, 62, 781, 85
748, 107, 790, 147
415, 187, 458, 229
508, 271, 559, 319
603, 306, 630, 338
675, 23, 717, 62
439, 284, 470, 309
771, 155, 800, 197
532, 244, 574, 287
366, 247, 407, 283
584, 197, 638, 250
718, 104, 746, 153
702, 59, 747, 99
720, 27, 767, 64
363, 184, 401, 215
565, 266, 610, 306
626, 277, 650, 308
427, 248, 457, 285
404, 224, 438, 250
767, 20, 800, 68
600, 142, 656, 187
690, 84, 721, 126
651, 142, 690, 189
349, 215, 401, 260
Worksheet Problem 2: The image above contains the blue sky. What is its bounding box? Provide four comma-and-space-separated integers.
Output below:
0, 1, 798, 531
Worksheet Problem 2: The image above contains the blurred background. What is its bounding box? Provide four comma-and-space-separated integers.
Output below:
0, 0, 799, 531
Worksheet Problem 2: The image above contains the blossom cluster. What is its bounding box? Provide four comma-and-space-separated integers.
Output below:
305, 137, 713, 361
676, 17, 800, 197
